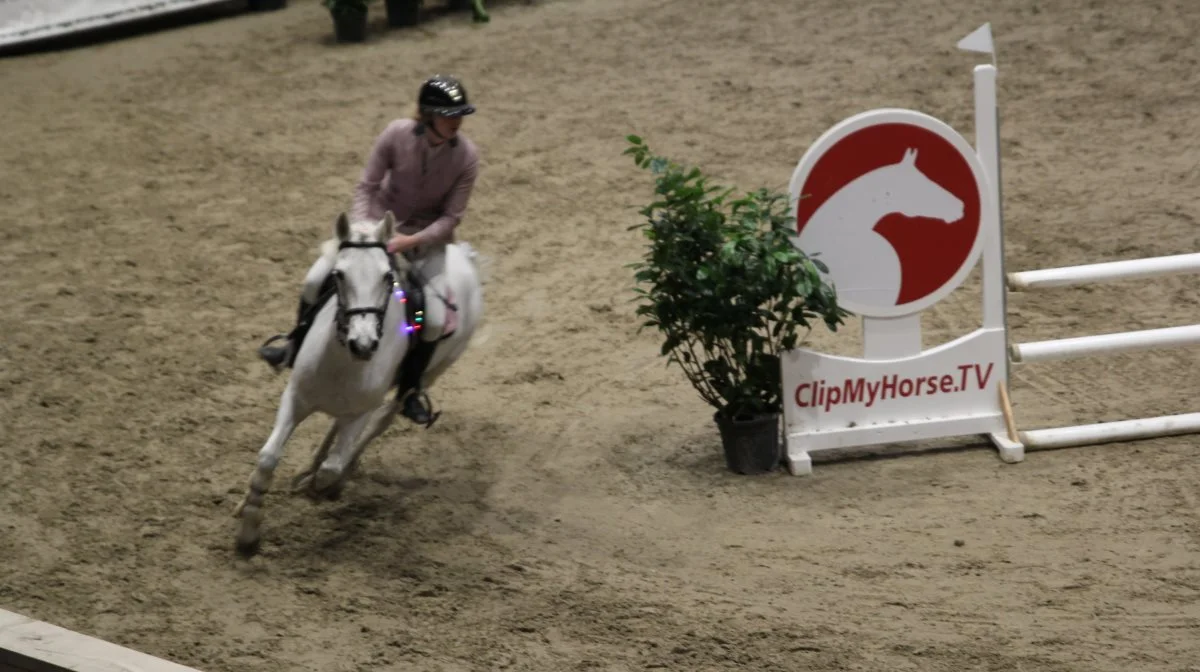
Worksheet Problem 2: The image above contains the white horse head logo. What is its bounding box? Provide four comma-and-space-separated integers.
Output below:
868, 148, 963, 223
793, 147, 965, 308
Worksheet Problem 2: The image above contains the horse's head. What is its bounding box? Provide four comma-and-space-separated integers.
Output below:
881, 148, 964, 224
329, 210, 399, 360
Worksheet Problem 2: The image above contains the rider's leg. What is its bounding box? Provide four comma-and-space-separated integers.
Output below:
395, 244, 448, 425
258, 254, 335, 371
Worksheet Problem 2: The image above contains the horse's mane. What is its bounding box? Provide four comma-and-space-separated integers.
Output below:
318, 237, 340, 261
317, 237, 342, 262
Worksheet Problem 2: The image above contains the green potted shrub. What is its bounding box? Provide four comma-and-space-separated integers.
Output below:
323, 0, 369, 42
623, 135, 851, 475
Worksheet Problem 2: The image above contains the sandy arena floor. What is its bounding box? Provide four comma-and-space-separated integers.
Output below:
1, 0, 1198, 670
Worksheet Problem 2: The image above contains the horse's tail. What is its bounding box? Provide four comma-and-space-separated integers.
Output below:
467, 320, 493, 348
456, 241, 493, 286
452, 240, 492, 349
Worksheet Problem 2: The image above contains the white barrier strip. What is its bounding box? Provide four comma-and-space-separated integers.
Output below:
0, 607, 204, 672
1010, 324, 1200, 363
1007, 252, 1200, 291
1021, 412, 1200, 450
0, 0, 232, 49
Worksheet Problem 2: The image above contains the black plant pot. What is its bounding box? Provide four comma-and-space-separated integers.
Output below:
713, 411, 782, 475
331, 9, 368, 42
385, 0, 421, 27
248, 0, 287, 10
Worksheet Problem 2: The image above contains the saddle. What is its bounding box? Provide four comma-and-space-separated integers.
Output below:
284, 269, 431, 369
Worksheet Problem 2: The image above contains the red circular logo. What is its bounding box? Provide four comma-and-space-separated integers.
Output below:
795, 122, 983, 311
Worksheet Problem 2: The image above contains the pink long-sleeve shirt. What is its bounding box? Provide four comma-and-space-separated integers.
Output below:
350, 118, 480, 246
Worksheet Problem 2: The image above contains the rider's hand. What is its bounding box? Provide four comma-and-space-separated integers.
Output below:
387, 234, 419, 255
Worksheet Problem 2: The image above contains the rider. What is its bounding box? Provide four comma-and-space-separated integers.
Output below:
257, 74, 480, 426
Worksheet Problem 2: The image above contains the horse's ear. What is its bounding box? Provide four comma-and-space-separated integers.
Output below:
335, 212, 350, 241
380, 210, 396, 239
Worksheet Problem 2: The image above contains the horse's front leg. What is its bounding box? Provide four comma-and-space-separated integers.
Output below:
233, 385, 312, 556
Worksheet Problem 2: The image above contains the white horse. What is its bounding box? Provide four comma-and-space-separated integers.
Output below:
233, 210, 485, 556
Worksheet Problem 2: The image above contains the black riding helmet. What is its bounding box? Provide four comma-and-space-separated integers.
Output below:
418, 75, 475, 117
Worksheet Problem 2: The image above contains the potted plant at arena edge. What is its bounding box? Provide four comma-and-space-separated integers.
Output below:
623, 135, 851, 475
323, 0, 369, 42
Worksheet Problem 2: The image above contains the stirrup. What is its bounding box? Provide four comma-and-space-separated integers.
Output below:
400, 389, 441, 429
257, 333, 292, 371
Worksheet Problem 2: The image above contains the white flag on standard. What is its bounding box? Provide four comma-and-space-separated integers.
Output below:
957, 22, 994, 55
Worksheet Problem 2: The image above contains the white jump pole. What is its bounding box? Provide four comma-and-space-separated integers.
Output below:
1008, 252, 1200, 291
1011, 324, 1200, 363
1, 606, 205, 672
1021, 412, 1200, 449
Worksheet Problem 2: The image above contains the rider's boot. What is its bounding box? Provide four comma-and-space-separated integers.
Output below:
257, 298, 313, 372
395, 338, 439, 427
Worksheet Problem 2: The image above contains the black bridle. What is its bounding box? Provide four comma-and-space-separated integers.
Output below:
331, 240, 401, 347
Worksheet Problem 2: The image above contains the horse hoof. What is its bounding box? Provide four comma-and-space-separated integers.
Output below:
293, 475, 326, 502
235, 534, 261, 557
322, 480, 346, 500
290, 472, 314, 494
312, 465, 342, 494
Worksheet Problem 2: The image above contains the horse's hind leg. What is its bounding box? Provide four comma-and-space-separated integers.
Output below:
311, 400, 399, 495
295, 401, 392, 499
233, 385, 311, 556
290, 419, 340, 496
312, 413, 375, 494
417, 330, 473, 405
425, 336, 470, 389
342, 400, 398, 478
345, 399, 401, 473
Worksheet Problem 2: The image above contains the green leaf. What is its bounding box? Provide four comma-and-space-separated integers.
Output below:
620, 131, 848, 415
